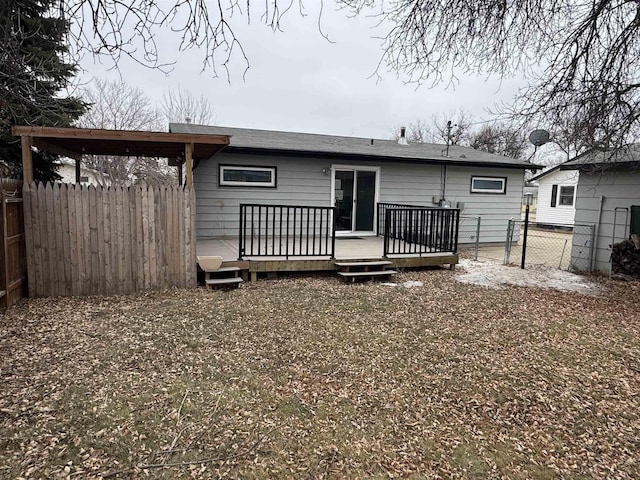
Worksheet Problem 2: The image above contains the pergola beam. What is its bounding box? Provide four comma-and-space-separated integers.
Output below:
32, 137, 82, 161
11, 125, 230, 186
11, 126, 229, 146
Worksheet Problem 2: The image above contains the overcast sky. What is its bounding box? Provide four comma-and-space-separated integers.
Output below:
78, 3, 531, 141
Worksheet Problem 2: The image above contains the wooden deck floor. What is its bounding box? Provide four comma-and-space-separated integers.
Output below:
197, 236, 458, 279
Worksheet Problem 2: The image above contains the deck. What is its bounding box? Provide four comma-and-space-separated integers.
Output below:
197, 236, 458, 281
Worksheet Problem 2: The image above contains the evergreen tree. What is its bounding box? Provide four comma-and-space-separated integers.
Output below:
0, 0, 85, 181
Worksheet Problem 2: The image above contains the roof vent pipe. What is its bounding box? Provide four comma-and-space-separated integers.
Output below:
398, 126, 408, 145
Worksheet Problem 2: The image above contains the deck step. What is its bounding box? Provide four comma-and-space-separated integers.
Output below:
215, 266, 241, 273
204, 265, 243, 289
337, 270, 398, 278
335, 258, 397, 282
205, 277, 243, 286
334, 261, 393, 268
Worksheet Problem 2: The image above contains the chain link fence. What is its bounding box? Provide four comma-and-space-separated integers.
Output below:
504, 221, 595, 271
458, 216, 515, 263
458, 216, 595, 271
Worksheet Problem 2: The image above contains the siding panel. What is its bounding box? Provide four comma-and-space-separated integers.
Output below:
195, 153, 527, 243
570, 171, 640, 272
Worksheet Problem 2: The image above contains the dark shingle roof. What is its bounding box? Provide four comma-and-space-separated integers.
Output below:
170, 123, 539, 170
561, 145, 640, 171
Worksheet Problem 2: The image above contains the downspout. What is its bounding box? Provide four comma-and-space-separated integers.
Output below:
591, 196, 605, 272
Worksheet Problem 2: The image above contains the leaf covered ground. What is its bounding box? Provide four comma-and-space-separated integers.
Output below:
0, 268, 639, 479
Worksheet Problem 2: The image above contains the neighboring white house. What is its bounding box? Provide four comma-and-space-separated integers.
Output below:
565, 146, 640, 273
56, 158, 107, 186
531, 164, 579, 226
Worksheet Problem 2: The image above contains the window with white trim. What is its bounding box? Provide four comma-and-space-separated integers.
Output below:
470, 176, 507, 194
219, 165, 276, 188
558, 185, 575, 206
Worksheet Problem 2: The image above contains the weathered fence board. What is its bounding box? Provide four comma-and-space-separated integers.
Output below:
22, 182, 196, 297
1, 179, 27, 308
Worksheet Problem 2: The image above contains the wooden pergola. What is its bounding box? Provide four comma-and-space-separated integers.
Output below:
11, 126, 230, 187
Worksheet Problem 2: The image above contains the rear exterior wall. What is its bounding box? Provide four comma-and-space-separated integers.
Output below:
194, 152, 525, 243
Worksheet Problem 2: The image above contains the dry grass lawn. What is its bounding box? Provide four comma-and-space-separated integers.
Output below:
1, 268, 639, 479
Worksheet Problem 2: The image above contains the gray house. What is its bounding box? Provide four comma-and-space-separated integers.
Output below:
564, 146, 640, 273
171, 124, 538, 244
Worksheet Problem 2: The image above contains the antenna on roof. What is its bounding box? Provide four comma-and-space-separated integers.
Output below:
445, 120, 453, 157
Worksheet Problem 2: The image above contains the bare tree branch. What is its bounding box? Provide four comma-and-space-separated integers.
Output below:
30, 0, 640, 154
160, 86, 216, 125
76, 78, 174, 186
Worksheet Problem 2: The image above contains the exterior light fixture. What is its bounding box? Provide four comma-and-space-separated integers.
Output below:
523, 192, 534, 207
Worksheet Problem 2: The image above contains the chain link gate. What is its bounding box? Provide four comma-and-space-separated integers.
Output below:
504, 219, 595, 271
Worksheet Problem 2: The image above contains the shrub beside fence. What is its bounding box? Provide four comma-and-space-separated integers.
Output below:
23, 182, 196, 297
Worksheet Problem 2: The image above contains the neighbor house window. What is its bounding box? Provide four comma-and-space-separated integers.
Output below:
470, 176, 507, 194
559, 186, 575, 206
219, 165, 277, 188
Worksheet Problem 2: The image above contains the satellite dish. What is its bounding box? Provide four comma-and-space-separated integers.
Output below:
529, 129, 550, 147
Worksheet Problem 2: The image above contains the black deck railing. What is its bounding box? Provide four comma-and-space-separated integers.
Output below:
239, 204, 337, 259
383, 207, 460, 256
377, 202, 432, 235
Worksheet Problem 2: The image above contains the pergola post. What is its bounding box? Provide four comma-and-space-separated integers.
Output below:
21, 135, 33, 184
75, 158, 81, 183
185, 143, 194, 189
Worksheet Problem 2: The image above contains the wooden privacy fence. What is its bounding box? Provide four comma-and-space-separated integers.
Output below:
23, 182, 196, 297
1, 179, 26, 308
